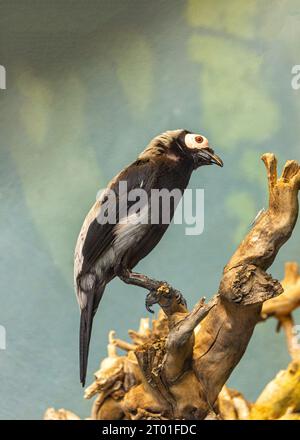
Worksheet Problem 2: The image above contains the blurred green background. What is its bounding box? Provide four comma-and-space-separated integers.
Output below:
0, 0, 300, 419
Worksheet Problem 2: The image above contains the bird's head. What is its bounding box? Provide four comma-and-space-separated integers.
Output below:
175, 129, 223, 169
140, 129, 223, 169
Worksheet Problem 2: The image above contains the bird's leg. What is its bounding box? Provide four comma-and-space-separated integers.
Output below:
118, 269, 161, 291
117, 268, 187, 313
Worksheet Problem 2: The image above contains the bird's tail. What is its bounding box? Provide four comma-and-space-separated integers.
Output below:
79, 283, 106, 387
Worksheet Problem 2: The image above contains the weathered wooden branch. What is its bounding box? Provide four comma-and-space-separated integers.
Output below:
249, 360, 300, 420
262, 262, 300, 319
217, 386, 250, 420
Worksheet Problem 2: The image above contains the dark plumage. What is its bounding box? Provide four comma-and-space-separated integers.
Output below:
74, 129, 223, 386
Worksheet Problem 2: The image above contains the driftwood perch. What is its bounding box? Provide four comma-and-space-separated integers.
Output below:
45, 153, 300, 420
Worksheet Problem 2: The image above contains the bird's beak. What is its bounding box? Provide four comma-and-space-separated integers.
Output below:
207, 151, 223, 167
198, 147, 224, 167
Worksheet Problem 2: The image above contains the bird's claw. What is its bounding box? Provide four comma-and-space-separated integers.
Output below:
145, 303, 155, 314
145, 282, 170, 313
145, 290, 159, 314
175, 290, 187, 307
145, 285, 187, 313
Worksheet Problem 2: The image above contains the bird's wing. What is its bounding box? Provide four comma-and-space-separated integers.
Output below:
76, 158, 156, 276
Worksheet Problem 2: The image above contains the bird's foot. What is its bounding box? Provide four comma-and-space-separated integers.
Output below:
145, 288, 162, 313
173, 289, 187, 308
145, 283, 187, 313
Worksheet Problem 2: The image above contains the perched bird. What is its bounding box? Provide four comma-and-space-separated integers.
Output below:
74, 129, 223, 386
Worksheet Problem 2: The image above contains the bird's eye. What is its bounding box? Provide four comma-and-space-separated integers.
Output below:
195, 136, 203, 143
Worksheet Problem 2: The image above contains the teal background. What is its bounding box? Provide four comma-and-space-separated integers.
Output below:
0, 0, 299, 419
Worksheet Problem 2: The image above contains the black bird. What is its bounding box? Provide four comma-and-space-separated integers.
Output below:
74, 129, 223, 386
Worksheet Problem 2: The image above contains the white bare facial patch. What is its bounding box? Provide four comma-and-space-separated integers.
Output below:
184, 133, 209, 150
